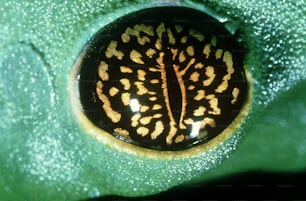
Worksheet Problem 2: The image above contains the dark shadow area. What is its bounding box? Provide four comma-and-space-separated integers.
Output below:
82, 171, 306, 201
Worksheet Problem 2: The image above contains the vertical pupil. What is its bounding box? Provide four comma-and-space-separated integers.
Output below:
164, 50, 183, 124
77, 7, 248, 151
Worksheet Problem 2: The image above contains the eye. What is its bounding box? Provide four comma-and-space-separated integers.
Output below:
70, 6, 251, 153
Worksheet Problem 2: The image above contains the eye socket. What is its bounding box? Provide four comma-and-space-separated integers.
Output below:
70, 6, 251, 152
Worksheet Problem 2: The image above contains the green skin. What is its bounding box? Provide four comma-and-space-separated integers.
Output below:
0, 0, 306, 201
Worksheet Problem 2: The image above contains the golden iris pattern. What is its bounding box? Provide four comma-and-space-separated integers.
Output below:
78, 7, 248, 150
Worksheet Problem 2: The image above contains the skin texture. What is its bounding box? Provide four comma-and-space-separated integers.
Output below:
0, 0, 305, 201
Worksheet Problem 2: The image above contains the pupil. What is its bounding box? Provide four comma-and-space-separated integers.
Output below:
164, 51, 183, 125
77, 7, 248, 151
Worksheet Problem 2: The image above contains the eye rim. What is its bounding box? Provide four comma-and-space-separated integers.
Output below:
68, 6, 253, 159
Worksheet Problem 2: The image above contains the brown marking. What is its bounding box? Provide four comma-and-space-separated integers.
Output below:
188, 85, 195, 90
186, 45, 195, 57
148, 91, 157, 95
109, 87, 119, 97
131, 113, 141, 127
215, 51, 234, 93
223, 51, 234, 73
180, 58, 196, 76
189, 71, 200, 82
181, 36, 187, 43
131, 113, 141, 121
121, 92, 131, 106
98, 61, 109, 81
139, 116, 153, 125
155, 38, 162, 50
194, 89, 205, 101
149, 96, 158, 101
203, 79, 214, 87
156, 23, 166, 39
189, 29, 204, 41
121, 33, 130, 43
195, 62, 204, 69
96, 81, 121, 123
179, 51, 186, 63
123, 26, 154, 49
223, 73, 232, 81
152, 104, 162, 110
203, 66, 215, 86
134, 24, 154, 36
215, 49, 223, 59
205, 66, 215, 77
175, 25, 183, 33
166, 122, 178, 145
151, 120, 164, 140
193, 106, 206, 116
215, 80, 229, 93
184, 118, 194, 125
137, 36, 151, 45
171, 48, 178, 60
114, 128, 129, 138
153, 113, 163, 118
211, 36, 217, 47
150, 79, 159, 84
149, 67, 161, 72
207, 96, 221, 115
96, 80, 103, 90
120, 78, 131, 90
205, 94, 215, 100
231, 87, 240, 104
175, 134, 185, 143
137, 69, 146, 81
136, 126, 149, 137
105, 40, 124, 60
140, 105, 150, 112
203, 44, 211, 59
156, 51, 164, 65
131, 121, 138, 128
201, 118, 216, 128
125, 27, 139, 37
130, 49, 144, 64
167, 28, 176, 45
134, 81, 149, 95
146, 48, 156, 58
157, 52, 178, 144
120, 66, 133, 73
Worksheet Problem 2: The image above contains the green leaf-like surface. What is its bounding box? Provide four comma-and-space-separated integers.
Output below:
0, 0, 305, 200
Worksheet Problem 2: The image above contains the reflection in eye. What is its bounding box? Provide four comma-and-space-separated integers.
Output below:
130, 98, 141, 113
71, 6, 251, 151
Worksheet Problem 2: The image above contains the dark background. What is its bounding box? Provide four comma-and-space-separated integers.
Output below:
84, 171, 306, 201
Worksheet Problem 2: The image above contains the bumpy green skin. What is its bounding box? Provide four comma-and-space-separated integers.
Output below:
0, 0, 305, 201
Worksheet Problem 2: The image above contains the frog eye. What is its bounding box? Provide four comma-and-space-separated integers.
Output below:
70, 6, 251, 153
